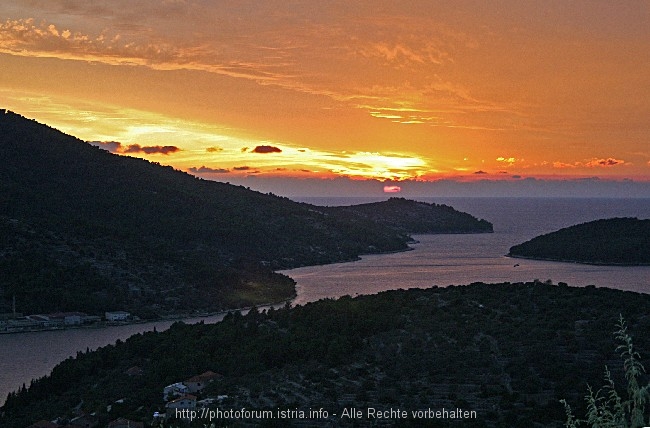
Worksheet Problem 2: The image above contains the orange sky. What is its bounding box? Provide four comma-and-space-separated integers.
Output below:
1, 1, 650, 195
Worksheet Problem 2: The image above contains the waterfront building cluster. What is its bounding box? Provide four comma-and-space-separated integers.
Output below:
0, 311, 132, 333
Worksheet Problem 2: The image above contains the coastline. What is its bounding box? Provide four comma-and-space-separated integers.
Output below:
282, 227, 493, 270
506, 253, 650, 267
0, 299, 293, 335
1, 230, 492, 336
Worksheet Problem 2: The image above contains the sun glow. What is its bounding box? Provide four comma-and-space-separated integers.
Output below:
2, 94, 432, 181
1, 0, 649, 194
325, 152, 429, 180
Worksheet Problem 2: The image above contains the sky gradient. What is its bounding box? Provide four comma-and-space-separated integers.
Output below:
2, 1, 650, 196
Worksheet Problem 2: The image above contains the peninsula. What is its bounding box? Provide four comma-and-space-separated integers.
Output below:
0, 110, 492, 319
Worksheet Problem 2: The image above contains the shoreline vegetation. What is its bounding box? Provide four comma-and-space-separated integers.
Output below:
507, 253, 650, 267
508, 217, 650, 266
0, 238, 418, 335
0, 225, 485, 335
0, 233, 454, 335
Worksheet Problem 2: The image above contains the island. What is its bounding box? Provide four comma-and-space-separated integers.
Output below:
508, 217, 650, 265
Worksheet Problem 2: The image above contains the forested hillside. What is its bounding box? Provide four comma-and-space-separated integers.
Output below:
3, 282, 649, 427
0, 110, 492, 316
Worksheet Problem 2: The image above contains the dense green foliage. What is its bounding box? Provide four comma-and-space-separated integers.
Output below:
3, 282, 649, 427
0, 111, 491, 316
509, 218, 650, 265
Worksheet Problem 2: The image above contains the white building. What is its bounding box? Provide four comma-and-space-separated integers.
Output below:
163, 382, 189, 401
49, 312, 86, 326
105, 311, 131, 322
166, 395, 197, 419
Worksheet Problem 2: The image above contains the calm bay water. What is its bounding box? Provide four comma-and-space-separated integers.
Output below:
285, 197, 650, 304
0, 314, 228, 406
2, 197, 650, 405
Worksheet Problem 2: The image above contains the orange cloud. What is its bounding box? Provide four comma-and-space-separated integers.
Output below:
0, 11, 514, 135
0, 17, 287, 84
371, 43, 427, 65
0, 18, 177, 65
4, 2, 649, 184
584, 158, 625, 167
496, 157, 519, 166
383, 185, 401, 193
552, 161, 577, 169
552, 158, 626, 169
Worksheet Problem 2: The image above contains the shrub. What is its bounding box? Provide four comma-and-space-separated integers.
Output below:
561, 315, 650, 427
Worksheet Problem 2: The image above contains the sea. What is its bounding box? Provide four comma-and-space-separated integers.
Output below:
2, 197, 650, 405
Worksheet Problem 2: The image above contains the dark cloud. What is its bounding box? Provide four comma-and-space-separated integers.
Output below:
600, 158, 620, 166
473, 170, 487, 174
233, 166, 251, 171
89, 141, 122, 153
206, 146, 223, 153
252, 145, 282, 154
123, 144, 180, 155
188, 166, 230, 174
511, 175, 522, 179
87, 141, 180, 155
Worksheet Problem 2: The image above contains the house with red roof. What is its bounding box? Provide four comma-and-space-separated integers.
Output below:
184, 370, 222, 393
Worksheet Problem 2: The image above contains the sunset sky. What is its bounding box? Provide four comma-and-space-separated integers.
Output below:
2, 1, 650, 196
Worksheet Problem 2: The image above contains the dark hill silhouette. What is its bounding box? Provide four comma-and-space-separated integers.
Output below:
326, 197, 493, 234
508, 217, 650, 265
0, 110, 492, 316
